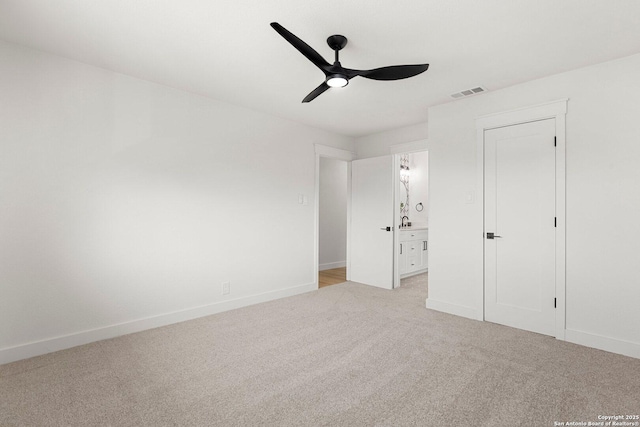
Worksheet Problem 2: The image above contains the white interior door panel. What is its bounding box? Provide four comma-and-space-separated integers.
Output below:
484, 119, 556, 336
350, 156, 394, 289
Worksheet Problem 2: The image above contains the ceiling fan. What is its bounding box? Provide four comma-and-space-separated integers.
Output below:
270, 22, 429, 103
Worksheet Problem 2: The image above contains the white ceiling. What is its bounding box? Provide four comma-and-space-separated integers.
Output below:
2, 0, 640, 137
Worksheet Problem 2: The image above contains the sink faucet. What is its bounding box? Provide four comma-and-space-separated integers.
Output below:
401, 216, 409, 228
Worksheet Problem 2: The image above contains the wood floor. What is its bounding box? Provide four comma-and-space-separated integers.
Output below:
318, 267, 346, 288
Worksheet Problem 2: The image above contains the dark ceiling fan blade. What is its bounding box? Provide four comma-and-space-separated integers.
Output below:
302, 82, 330, 103
270, 22, 331, 71
350, 64, 429, 81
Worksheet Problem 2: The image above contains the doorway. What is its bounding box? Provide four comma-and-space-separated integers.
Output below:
395, 151, 429, 291
314, 144, 431, 295
347, 149, 430, 291
314, 145, 355, 290
318, 157, 348, 288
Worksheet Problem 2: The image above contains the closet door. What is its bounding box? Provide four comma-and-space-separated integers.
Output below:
484, 118, 556, 336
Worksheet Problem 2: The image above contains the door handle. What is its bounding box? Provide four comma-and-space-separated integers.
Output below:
380, 226, 392, 231
486, 232, 502, 239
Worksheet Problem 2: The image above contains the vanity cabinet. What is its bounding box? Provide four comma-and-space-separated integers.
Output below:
399, 229, 428, 278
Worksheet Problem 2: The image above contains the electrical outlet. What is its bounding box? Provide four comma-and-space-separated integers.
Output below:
222, 282, 230, 295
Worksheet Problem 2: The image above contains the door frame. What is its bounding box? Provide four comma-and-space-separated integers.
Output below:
476, 99, 567, 340
314, 144, 355, 289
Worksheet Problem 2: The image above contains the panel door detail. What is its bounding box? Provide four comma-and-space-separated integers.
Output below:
484, 119, 556, 336
350, 155, 395, 289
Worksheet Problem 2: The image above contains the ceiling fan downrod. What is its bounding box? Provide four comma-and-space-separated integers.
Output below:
326, 34, 348, 64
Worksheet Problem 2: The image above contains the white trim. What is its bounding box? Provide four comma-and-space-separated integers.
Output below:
389, 139, 428, 154
565, 329, 640, 360
555, 113, 567, 341
476, 99, 568, 130
0, 282, 316, 365
476, 98, 568, 340
314, 145, 354, 286
346, 162, 352, 281
393, 153, 401, 288
314, 144, 355, 161
319, 261, 346, 271
426, 298, 482, 321
314, 154, 321, 288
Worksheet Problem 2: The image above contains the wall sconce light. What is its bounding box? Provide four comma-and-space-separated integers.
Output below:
400, 156, 410, 183
400, 154, 410, 217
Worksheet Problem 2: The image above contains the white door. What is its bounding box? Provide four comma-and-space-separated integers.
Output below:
350, 155, 394, 289
484, 119, 556, 336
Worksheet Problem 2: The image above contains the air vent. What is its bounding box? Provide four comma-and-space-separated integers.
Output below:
450, 86, 487, 99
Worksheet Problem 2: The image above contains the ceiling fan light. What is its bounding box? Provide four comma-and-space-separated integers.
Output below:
326, 75, 348, 88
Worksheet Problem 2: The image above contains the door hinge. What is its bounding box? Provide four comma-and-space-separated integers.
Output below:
554, 298, 557, 308
554, 217, 557, 227
554, 136, 557, 147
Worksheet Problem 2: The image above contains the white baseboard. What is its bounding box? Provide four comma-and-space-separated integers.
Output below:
0, 282, 316, 366
319, 261, 346, 271
565, 328, 640, 359
425, 298, 482, 321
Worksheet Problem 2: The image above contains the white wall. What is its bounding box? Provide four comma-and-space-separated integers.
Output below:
0, 41, 354, 364
355, 122, 427, 159
408, 152, 428, 226
426, 53, 640, 358
318, 157, 347, 270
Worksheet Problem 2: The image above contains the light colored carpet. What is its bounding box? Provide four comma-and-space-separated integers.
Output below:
1, 273, 639, 426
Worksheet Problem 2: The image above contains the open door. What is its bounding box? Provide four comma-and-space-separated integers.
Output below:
350, 155, 394, 289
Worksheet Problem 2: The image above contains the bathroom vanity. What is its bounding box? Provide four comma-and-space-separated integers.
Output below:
398, 227, 428, 278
